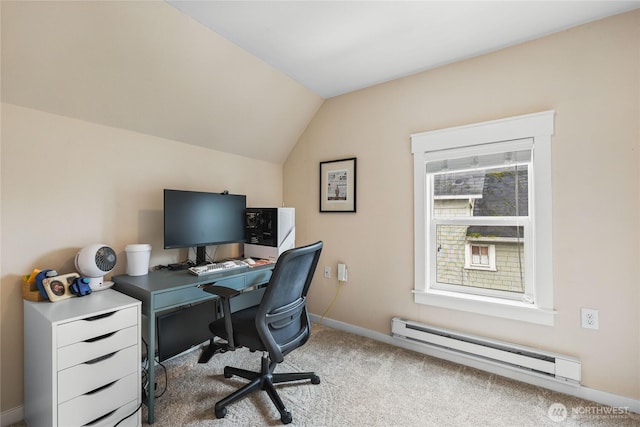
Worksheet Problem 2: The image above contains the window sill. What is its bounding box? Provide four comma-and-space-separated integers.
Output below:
463, 266, 498, 272
413, 289, 556, 326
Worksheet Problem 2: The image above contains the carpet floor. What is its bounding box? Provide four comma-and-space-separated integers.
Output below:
137, 324, 639, 427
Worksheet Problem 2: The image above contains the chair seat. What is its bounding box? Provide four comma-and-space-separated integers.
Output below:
209, 305, 265, 351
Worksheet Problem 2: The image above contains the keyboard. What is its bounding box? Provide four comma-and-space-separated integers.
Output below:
188, 260, 247, 276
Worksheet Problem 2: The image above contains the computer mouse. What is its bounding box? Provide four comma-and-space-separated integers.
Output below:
244, 258, 256, 265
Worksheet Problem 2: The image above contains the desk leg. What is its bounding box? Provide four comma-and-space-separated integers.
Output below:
146, 312, 156, 424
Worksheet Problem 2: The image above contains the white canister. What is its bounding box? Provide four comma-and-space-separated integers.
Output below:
124, 244, 151, 276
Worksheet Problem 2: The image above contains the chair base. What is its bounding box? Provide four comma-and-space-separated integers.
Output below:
214, 353, 320, 425
198, 338, 232, 364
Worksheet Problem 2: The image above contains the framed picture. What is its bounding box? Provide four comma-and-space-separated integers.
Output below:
320, 157, 357, 213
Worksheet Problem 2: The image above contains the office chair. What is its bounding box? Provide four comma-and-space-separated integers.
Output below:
203, 241, 323, 424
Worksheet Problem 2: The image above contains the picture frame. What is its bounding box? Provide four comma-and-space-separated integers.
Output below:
319, 157, 357, 213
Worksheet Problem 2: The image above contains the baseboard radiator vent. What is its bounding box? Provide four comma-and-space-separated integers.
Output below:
391, 318, 581, 385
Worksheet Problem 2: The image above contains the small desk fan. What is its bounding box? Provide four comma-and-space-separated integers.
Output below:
75, 244, 117, 291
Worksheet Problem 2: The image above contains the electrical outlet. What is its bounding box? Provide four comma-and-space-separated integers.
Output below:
324, 266, 331, 279
581, 308, 599, 330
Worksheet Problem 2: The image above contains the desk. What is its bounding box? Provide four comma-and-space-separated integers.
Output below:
113, 264, 274, 424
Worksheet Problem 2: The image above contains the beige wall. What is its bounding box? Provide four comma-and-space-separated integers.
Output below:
2, 3, 639, 417
285, 11, 640, 400
1, 1, 323, 164
0, 103, 283, 411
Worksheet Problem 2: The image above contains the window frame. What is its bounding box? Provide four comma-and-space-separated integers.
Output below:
411, 111, 555, 326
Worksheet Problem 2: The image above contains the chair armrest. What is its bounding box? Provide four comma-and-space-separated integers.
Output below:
200, 284, 239, 350
202, 285, 241, 299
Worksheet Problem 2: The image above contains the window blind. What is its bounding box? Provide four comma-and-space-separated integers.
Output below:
425, 139, 533, 174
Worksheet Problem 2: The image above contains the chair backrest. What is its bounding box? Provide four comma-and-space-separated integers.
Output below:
255, 241, 323, 363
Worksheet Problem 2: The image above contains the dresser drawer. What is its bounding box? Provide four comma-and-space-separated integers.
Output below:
246, 269, 272, 287
153, 276, 245, 309
58, 325, 138, 371
153, 285, 210, 309
85, 399, 140, 427
216, 276, 247, 291
57, 307, 138, 348
58, 345, 138, 404
230, 287, 266, 313
58, 372, 138, 427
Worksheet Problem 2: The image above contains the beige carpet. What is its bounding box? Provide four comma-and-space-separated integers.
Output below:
138, 324, 639, 427
8, 324, 638, 427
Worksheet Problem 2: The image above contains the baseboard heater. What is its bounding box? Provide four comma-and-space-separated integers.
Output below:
391, 318, 581, 385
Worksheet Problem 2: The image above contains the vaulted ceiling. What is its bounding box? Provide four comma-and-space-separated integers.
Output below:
2, 1, 638, 164
169, 1, 640, 98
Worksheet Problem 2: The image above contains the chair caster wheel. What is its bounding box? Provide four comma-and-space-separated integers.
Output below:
215, 406, 227, 419
281, 411, 292, 424
311, 375, 320, 385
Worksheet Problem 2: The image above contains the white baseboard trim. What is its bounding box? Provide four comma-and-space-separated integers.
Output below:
1, 405, 23, 427
309, 314, 640, 414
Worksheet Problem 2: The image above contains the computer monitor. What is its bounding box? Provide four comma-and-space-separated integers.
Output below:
163, 189, 246, 264
156, 300, 217, 362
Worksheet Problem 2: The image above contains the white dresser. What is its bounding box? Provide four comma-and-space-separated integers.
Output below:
24, 289, 141, 427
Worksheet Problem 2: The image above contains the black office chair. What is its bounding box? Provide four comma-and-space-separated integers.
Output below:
203, 241, 323, 424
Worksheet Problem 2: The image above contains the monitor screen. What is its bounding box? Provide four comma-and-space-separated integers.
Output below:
164, 189, 246, 261
156, 300, 217, 362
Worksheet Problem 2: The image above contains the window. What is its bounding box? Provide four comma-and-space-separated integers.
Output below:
465, 244, 495, 270
411, 111, 555, 325
471, 245, 489, 267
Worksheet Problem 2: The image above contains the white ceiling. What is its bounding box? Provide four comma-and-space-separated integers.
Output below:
4, 1, 639, 165
168, 0, 640, 98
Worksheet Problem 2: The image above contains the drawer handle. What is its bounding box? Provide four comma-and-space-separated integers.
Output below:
83, 409, 116, 426
86, 380, 116, 395
85, 351, 116, 365
85, 331, 117, 343
84, 311, 116, 321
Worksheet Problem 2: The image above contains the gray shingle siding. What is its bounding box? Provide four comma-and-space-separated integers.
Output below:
433, 166, 527, 293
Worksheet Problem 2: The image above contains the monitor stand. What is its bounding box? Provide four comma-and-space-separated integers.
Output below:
195, 246, 207, 265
